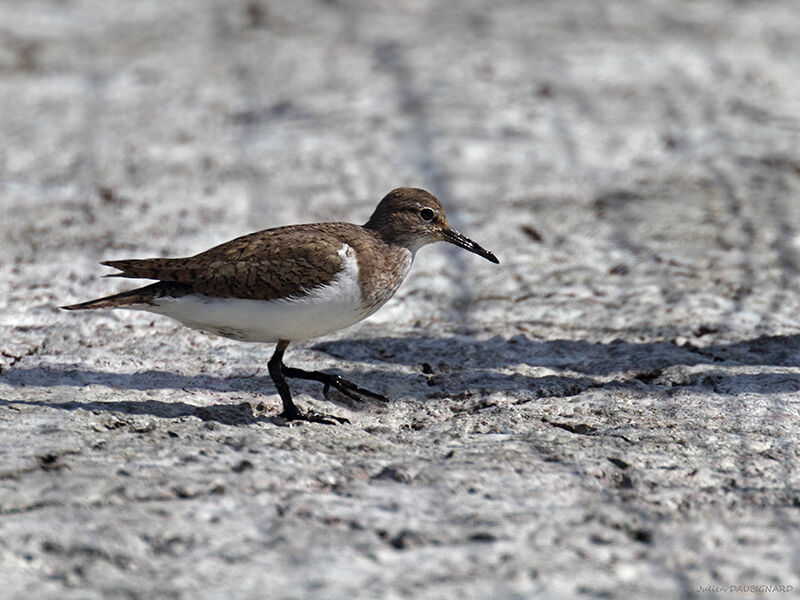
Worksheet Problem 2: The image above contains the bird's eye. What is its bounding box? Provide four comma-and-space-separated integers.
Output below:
419, 208, 435, 222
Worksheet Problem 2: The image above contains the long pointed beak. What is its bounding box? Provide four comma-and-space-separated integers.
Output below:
440, 229, 499, 264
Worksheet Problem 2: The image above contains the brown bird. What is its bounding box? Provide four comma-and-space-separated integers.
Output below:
63, 188, 499, 424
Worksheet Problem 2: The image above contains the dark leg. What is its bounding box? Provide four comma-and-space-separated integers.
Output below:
267, 340, 349, 425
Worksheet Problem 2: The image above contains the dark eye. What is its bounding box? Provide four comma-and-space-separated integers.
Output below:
419, 208, 435, 222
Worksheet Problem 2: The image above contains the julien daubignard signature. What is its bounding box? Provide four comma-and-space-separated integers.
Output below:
696, 584, 794, 593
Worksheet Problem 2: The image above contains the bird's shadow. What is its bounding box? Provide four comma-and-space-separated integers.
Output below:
0, 395, 266, 427
2, 333, 800, 424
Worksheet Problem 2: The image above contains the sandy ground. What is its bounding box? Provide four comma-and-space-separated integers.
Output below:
2, 1, 800, 598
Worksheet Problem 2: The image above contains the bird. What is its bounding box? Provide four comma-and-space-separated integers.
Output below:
63, 187, 499, 424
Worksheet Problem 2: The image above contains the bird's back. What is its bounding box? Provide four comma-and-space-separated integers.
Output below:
103, 222, 374, 301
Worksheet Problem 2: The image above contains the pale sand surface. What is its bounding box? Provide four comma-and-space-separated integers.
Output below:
2, 1, 800, 598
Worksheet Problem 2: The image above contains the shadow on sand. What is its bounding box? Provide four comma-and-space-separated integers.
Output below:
2, 333, 800, 423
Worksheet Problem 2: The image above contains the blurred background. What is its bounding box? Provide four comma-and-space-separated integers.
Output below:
4, 0, 800, 337
2, 1, 800, 598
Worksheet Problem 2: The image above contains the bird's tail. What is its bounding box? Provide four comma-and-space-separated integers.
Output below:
61, 282, 192, 310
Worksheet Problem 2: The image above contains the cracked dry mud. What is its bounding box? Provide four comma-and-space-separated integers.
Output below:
2, 1, 800, 599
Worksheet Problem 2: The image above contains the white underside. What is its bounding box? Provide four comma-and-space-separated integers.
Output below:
126, 244, 412, 343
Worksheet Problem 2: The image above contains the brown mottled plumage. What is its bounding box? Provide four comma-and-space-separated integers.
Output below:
101, 223, 368, 301
63, 188, 499, 424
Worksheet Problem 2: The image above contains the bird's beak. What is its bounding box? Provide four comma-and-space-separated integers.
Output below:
440, 229, 499, 264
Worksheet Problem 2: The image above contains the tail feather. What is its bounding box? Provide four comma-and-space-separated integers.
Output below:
101, 258, 181, 279
61, 282, 193, 310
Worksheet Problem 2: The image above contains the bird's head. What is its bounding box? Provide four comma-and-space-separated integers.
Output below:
364, 187, 499, 263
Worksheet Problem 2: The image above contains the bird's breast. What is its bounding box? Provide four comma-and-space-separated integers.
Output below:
356, 245, 413, 316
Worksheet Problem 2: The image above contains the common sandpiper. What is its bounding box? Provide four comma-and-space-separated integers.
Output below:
63, 188, 499, 424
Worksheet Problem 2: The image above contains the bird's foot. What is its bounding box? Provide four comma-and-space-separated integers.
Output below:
322, 374, 389, 403
282, 367, 389, 403
277, 406, 350, 425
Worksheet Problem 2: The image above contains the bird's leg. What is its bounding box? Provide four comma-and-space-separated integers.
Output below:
267, 340, 349, 425
282, 365, 389, 403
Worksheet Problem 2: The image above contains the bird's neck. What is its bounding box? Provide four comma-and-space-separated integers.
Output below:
363, 222, 425, 255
